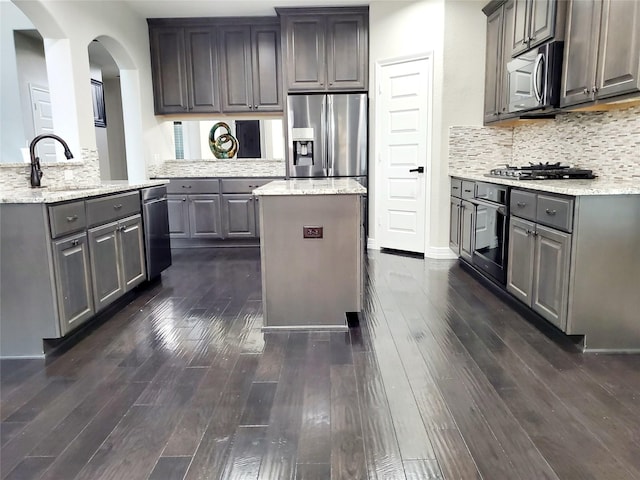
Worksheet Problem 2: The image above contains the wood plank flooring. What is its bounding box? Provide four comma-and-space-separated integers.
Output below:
1, 247, 639, 479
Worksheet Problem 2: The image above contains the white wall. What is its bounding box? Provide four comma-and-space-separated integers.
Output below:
104, 77, 128, 180
90, 64, 110, 179
0, 1, 35, 163
12, 0, 169, 180
14, 31, 49, 148
369, 0, 485, 257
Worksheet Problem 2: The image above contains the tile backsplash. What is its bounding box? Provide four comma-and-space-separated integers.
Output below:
0, 149, 100, 190
449, 105, 640, 180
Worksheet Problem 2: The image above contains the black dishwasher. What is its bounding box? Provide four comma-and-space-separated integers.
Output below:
141, 186, 172, 279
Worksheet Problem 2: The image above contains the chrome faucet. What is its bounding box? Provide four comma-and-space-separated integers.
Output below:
28, 134, 74, 187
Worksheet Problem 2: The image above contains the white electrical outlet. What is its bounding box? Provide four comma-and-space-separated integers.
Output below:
64, 170, 74, 180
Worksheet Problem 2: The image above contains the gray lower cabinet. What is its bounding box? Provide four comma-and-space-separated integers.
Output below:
167, 194, 222, 239
449, 197, 461, 255
460, 199, 475, 263
51, 232, 94, 336
279, 7, 368, 92
507, 216, 571, 330
221, 194, 257, 238
562, 0, 640, 107
88, 214, 146, 312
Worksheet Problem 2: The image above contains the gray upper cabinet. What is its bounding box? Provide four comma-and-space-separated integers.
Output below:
219, 22, 283, 112
280, 7, 368, 92
483, 0, 516, 124
510, 0, 556, 57
149, 24, 220, 114
561, 0, 640, 108
52, 232, 94, 336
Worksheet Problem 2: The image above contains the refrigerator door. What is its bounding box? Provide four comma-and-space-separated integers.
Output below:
327, 93, 367, 177
287, 95, 327, 178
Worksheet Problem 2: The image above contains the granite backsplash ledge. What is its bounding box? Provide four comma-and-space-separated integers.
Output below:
149, 159, 286, 178
449, 105, 640, 180
0, 149, 100, 190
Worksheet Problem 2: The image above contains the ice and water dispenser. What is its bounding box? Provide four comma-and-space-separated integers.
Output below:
292, 128, 314, 167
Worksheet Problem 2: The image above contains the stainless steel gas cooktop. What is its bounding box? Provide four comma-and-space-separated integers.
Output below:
486, 162, 597, 180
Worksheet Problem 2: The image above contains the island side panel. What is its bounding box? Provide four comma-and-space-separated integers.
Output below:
1, 204, 59, 357
568, 195, 640, 352
260, 194, 361, 328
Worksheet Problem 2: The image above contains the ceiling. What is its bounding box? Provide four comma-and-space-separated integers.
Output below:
123, 0, 371, 18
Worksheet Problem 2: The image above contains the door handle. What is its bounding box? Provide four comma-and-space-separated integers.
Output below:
409, 167, 424, 173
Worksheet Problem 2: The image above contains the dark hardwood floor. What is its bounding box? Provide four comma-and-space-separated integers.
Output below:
1, 247, 639, 479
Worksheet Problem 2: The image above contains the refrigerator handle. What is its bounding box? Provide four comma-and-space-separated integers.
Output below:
322, 96, 328, 172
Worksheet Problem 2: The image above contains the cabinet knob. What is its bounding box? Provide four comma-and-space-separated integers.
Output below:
71, 239, 79, 246
66, 215, 78, 222
545, 209, 557, 216
182, 185, 192, 189
583, 88, 590, 95
516, 202, 527, 207
182, 197, 187, 202
591, 86, 599, 94
254, 105, 258, 109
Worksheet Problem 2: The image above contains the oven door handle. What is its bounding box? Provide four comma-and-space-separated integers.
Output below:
532, 53, 544, 103
470, 198, 507, 215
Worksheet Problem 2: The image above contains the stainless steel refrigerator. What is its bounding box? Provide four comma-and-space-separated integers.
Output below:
286, 93, 367, 181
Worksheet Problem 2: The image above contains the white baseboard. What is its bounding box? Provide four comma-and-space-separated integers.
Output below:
424, 246, 458, 260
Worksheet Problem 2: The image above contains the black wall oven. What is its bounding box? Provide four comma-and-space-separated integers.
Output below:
470, 183, 509, 285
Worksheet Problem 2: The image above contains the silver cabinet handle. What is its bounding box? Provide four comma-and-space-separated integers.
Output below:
464, 189, 472, 193
71, 239, 79, 246
182, 185, 192, 189
113, 204, 123, 210
545, 209, 557, 216
517, 202, 527, 207
66, 215, 78, 222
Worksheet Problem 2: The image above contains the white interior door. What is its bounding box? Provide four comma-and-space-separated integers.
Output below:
377, 57, 431, 254
29, 84, 57, 162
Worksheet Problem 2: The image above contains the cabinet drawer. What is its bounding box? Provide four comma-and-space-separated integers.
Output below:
220, 178, 278, 193
450, 178, 462, 198
86, 191, 140, 227
166, 179, 219, 194
536, 195, 574, 232
461, 181, 475, 199
511, 190, 537, 221
49, 201, 87, 239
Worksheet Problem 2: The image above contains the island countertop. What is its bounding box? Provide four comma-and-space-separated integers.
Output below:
253, 178, 366, 196
0, 179, 168, 204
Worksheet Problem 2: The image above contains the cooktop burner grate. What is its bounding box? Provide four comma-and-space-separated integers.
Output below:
486, 164, 597, 180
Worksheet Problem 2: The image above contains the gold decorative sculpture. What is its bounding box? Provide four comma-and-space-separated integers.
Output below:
209, 122, 238, 159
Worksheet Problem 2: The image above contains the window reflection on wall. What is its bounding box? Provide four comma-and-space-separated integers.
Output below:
171, 119, 284, 160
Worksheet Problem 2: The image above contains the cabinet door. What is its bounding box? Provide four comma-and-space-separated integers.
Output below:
449, 197, 461, 255
283, 15, 326, 91
532, 225, 571, 331
460, 200, 475, 263
189, 195, 222, 238
511, 0, 530, 57
222, 194, 257, 238
595, 0, 640, 100
185, 27, 220, 113
484, 6, 504, 123
254, 195, 261, 238
118, 215, 146, 292
52, 233, 94, 336
500, 0, 516, 115
561, 0, 601, 107
88, 222, 123, 311
528, 0, 556, 49
252, 25, 283, 111
149, 27, 188, 114
167, 195, 190, 238
326, 14, 368, 90
219, 26, 253, 112
507, 217, 536, 305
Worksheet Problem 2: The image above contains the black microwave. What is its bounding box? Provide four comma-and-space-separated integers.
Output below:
507, 41, 564, 114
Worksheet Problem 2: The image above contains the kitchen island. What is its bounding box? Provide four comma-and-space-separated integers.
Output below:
254, 178, 366, 330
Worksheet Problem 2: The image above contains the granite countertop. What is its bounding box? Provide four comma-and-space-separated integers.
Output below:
253, 178, 367, 196
0, 180, 168, 204
150, 159, 286, 178
449, 170, 640, 196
